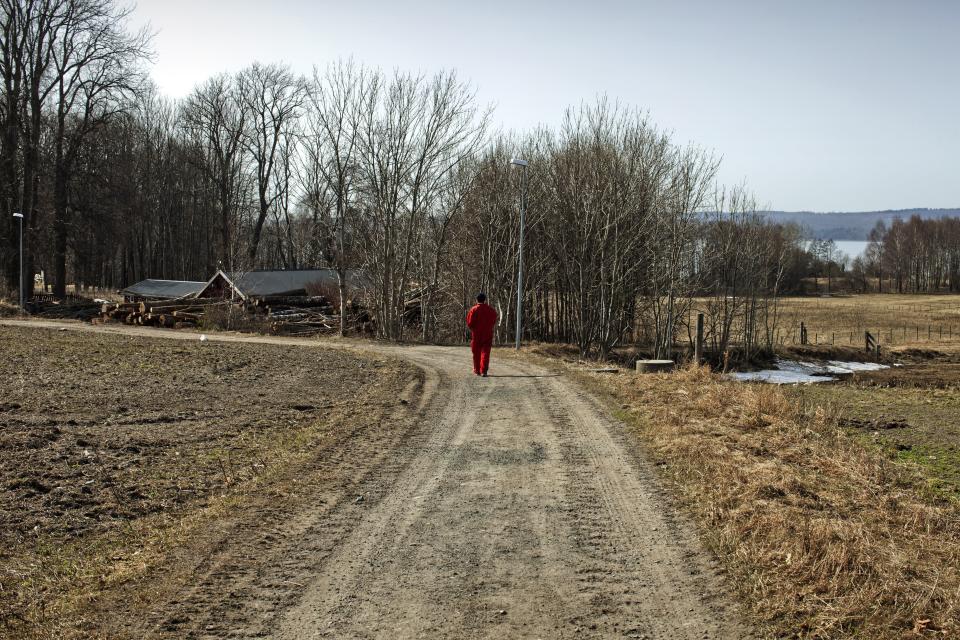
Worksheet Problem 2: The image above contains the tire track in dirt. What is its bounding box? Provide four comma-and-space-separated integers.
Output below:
531, 372, 742, 637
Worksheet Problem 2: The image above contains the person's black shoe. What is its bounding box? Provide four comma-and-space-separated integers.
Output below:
481, 372, 488, 377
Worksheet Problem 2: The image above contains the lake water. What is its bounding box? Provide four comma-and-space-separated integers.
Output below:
804, 240, 870, 260
834, 240, 869, 259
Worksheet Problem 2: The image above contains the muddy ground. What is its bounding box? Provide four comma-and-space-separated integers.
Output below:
0, 325, 418, 638
793, 351, 960, 500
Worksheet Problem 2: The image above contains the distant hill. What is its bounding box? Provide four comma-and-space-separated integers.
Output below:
759, 208, 960, 240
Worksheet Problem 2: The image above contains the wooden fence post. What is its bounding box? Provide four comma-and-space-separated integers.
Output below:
695, 313, 704, 364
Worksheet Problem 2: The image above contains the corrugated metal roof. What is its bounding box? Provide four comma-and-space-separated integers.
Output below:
121, 279, 206, 299
226, 269, 365, 297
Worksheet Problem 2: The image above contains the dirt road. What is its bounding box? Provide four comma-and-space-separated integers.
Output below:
3, 320, 750, 638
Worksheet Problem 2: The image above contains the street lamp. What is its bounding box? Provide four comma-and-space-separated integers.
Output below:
12, 212, 23, 310
510, 158, 528, 350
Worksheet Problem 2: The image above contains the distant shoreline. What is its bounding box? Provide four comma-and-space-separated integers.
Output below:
760, 208, 960, 241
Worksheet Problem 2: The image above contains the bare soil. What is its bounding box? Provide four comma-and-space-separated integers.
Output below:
1, 320, 750, 639
0, 325, 404, 540
0, 323, 418, 638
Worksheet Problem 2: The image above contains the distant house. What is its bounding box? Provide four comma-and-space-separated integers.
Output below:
120, 279, 206, 302
196, 269, 365, 300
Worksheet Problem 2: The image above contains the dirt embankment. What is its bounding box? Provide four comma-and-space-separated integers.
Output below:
0, 325, 421, 639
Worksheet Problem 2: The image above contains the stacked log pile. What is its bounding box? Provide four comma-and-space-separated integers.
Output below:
99, 294, 349, 336
100, 298, 229, 329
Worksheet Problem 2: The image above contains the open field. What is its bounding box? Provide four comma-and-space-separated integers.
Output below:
776, 294, 960, 352
0, 325, 419, 639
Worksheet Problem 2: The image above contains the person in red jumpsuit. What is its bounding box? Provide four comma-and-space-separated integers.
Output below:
466, 293, 497, 376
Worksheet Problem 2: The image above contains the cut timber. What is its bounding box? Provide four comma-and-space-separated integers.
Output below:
635, 359, 675, 373
146, 300, 229, 314
253, 295, 330, 307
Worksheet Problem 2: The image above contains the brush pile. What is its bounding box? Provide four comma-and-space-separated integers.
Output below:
24, 295, 102, 321
252, 296, 340, 336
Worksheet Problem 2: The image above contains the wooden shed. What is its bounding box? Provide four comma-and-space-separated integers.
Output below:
196, 269, 365, 301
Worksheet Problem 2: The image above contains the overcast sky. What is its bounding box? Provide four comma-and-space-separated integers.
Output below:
130, 0, 958, 212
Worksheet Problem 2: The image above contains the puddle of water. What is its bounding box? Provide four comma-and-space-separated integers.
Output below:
732, 359, 888, 384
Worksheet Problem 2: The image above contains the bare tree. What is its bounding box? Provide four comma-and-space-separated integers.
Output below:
300, 60, 370, 336
0, 0, 28, 292
48, 0, 150, 296
183, 73, 247, 270
645, 145, 718, 359
354, 68, 487, 340
236, 62, 307, 265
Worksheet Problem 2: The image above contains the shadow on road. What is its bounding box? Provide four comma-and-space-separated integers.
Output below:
482, 374, 562, 379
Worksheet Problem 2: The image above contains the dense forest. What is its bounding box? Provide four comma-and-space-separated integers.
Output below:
2, 0, 952, 356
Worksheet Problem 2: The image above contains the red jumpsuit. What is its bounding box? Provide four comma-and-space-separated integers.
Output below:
466, 302, 497, 375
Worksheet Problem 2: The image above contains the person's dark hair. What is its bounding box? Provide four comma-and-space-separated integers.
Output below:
476, 292, 486, 303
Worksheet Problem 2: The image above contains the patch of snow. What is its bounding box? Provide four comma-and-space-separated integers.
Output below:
827, 360, 888, 372
732, 358, 889, 385
731, 369, 830, 384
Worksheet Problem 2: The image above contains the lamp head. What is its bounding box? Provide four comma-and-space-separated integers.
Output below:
510, 158, 528, 167
12, 212, 23, 219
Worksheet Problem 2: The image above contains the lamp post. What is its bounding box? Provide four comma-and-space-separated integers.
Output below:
12, 212, 23, 310
510, 158, 528, 350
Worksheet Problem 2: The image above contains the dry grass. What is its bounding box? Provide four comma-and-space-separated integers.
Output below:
774, 294, 960, 353
569, 363, 960, 638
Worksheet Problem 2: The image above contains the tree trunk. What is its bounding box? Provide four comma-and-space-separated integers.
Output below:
338, 269, 347, 337
53, 164, 69, 298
